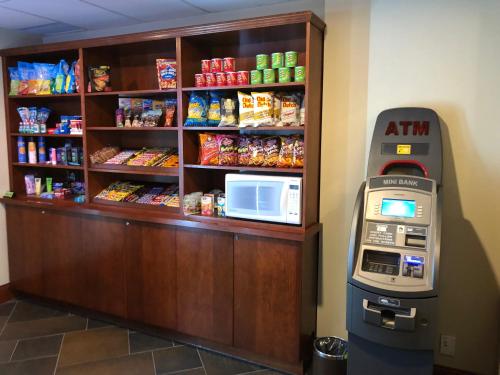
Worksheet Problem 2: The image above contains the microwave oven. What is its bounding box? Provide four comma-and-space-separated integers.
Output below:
225, 174, 302, 225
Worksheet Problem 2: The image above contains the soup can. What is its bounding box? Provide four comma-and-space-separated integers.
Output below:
223, 57, 236, 72
216, 72, 227, 86
285, 51, 298, 67
226, 71, 238, 86
271, 52, 284, 69
256, 54, 269, 70
201, 59, 211, 73
278, 67, 291, 83
263, 69, 275, 84
236, 71, 249, 85
294, 66, 306, 82
211, 58, 223, 73
250, 70, 262, 85
204, 72, 216, 86
194, 73, 206, 87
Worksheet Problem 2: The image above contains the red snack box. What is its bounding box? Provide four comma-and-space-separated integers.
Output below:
216, 72, 227, 86
211, 58, 223, 73
236, 70, 249, 85
223, 57, 235, 72
205, 73, 216, 87
226, 71, 237, 86
201, 59, 211, 74
194, 73, 206, 87
156, 59, 176, 89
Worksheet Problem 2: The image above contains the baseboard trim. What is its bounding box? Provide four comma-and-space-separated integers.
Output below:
433, 365, 477, 375
0, 284, 12, 304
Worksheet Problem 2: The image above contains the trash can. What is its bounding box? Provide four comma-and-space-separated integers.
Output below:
312, 336, 347, 375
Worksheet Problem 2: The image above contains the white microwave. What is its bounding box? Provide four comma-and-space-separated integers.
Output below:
225, 174, 302, 225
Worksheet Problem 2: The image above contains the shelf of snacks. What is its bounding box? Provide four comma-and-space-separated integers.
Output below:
184, 164, 303, 173
13, 163, 84, 170
11, 133, 83, 138
84, 88, 177, 97
86, 127, 178, 132
89, 165, 179, 177
8, 93, 81, 99
182, 82, 305, 92
182, 127, 304, 132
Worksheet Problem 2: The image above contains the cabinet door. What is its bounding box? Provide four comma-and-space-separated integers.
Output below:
6, 206, 44, 296
41, 210, 85, 306
176, 228, 233, 345
81, 216, 129, 317
234, 235, 301, 363
126, 222, 176, 329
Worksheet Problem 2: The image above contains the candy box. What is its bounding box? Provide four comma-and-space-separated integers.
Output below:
156, 59, 176, 89
201, 194, 214, 216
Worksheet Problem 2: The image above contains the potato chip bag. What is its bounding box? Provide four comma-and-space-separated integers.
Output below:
199, 133, 218, 165
185, 92, 208, 127
238, 91, 254, 127
251, 91, 273, 126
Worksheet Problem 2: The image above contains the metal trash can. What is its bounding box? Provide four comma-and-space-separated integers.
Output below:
312, 336, 347, 375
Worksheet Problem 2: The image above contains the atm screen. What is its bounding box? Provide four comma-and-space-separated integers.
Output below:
381, 199, 416, 218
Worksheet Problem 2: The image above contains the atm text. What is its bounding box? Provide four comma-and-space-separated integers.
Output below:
383, 178, 418, 187
385, 121, 430, 136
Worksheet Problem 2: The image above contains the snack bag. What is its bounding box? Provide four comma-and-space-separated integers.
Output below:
156, 59, 176, 89
184, 92, 208, 127
262, 136, 280, 167
17, 62, 31, 95
183, 192, 203, 215
34, 63, 54, 95
248, 137, 264, 166
237, 136, 251, 166
199, 133, 218, 165
293, 137, 304, 168
64, 61, 77, 94
219, 97, 238, 127
207, 92, 222, 126
53, 60, 69, 94
273, 92, 283, 126
281, 93, 300, 126
217, 134, 238, 165
164, 98, 176, 127
88, 65, 111, 92
299, 94, 305, 126
277, 136, 295, 167
251, 91, 274, 126
8, 67, 20, 96
74, 59, 81, 93
238, 91, 254, 127
26, 64, 37, 95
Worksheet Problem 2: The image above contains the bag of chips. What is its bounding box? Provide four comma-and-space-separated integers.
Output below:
281, 93, 300, 126
219, 96, 238, 127
34, 63, 54, 95
207, 92, 221, 126
8, 67, 19, 96
293, 137, 304, 168
164, 98, 176, 127
262, 136, 280, 167
199, 133, 218, 165
248, 137, 264, 166
64, 61, 77, 94
217, 134, 238, 165
252, 91, 274, 126
74, 59, 81, 93
53, 60, 69, 94
237, 136, 251, 166
17, 62, 31, 95
238, 91, 254, 127
277, 136, 295, 167
273, 93, 283, 126
184, 92, 208, 127
88, 65, 111, 92
300, 94, 305, 126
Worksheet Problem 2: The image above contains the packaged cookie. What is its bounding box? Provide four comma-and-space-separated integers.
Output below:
237, 136, 251, 166
199, 133, 218, 165
293, 137, 304, 168
207, 92, 222, 126
238, 91, 254, 127
281, 93, 300, 126
219, 96, 238, 127
184, 92, 208, 127
277, 136, 295, 167
251, 91, 274, 126
262, 136, 280, 167
217, 134, 238, 165
248, 137, 265, 166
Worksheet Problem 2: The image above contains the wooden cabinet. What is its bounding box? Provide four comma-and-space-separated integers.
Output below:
125, 222, 177, 329
176, 228, 233, 345
234, 235, 302, 364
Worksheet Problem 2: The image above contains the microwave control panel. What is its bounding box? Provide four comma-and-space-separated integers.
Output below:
286, 181, 302, 224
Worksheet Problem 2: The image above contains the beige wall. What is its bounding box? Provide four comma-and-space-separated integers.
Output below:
319, 0, 499, 374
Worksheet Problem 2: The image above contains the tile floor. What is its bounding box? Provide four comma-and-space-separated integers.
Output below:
0, 299, 282, 375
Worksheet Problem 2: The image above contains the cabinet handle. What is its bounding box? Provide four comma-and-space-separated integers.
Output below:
41, 210, 46, 215
125, 221, 130, 226
235, 234, 239, 241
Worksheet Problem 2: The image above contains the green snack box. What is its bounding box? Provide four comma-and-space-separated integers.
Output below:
285, 51, 298, 68
263, 69, 275, 84
294, 66, 306, 82
251, 70, 262, 85
278, 67, 291, 83
271, 52, 284, 69
256, 54, 269, 70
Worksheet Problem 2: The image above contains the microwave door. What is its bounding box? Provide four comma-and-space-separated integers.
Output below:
226, 181, 259, 217
256, 181, 287, 222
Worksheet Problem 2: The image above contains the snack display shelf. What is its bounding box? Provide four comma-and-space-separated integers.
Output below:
11, 133, 83, 138
89, 164, 179, 176
86, 127, 178, 131
184, 213, 306, 231
182, 126, 304, 131
92, 197, 180, 213
182, 82, 305, 92
12, 162, 84, 170
8, 93, 81, 99
84, 88, 177, 97
184, 164, 303, 174
3, 194, 85, 208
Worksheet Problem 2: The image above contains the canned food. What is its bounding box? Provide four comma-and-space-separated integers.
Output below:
263, 69, 275, 84
256, 54, 269, 70
204, 73, 216, 86
211, 58, 223, 73
201, 59, 211, 74
226, 71, 238, 86
271, 52, 284, 69
216, 72, 227, 86
236, 71, 249, 85
294, 66, 306, 82
285, 51, 298, 68
223, 57, 236, 72
278, 67, 291, 83
194, 73, 206, 87
250, 70, 262, 85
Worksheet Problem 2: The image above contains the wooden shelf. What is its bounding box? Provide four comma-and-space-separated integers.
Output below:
12, 162, 84, 170
11, 133, 83, 138
182, 126, 304, 131
8, 93, 80, 99
182, 82, 305, 92
93, 197, 179, 213
85, 89, 176, 97
184, 164, 303, 174
89, 164, 179, 176
87, 127, 178, 131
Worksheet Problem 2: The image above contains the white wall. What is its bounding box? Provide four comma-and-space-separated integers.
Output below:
319, 1, 499, 374
0, 29, 42, 286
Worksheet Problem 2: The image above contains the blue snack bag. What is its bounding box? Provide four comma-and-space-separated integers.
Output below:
64, 61, 77, 94
207, 92, 222, 126
184, 92, 208, 127
52, 60, 69, 94
8, 67, 20, 95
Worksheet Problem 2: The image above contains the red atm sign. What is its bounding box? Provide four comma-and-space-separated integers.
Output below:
385, 121, 430, 136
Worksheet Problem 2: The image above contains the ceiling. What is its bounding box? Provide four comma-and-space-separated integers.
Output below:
0, 0, 294, 37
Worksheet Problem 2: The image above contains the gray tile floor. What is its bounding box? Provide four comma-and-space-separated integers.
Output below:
0, 300, 282, 375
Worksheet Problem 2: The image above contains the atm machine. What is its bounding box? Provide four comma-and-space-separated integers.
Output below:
346, 108, 443, 374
